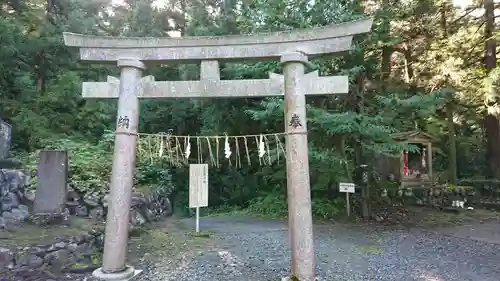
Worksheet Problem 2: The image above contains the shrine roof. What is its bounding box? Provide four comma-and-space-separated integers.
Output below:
391, 130, 437, 143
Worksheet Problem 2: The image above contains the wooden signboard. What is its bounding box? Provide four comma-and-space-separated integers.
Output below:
189, 164, 209, 208
339, 182, 355, 216
189, 164, 208, 232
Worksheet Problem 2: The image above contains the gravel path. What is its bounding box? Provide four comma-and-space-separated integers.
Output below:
137, 216, 500, 281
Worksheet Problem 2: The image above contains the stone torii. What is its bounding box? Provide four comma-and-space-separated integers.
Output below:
63, 18, 372, 281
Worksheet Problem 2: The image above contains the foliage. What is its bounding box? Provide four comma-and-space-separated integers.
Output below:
1, 0, 499, 219
20, 131, 115, 192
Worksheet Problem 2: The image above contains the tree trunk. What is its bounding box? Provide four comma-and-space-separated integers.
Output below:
446, 103, 457, 184
484, 0, 500, 179
440, 2, 457, 183
380, 0, 391, 90
355, 72, 371, 220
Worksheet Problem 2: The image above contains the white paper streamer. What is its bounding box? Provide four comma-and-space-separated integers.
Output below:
159, 134, 164, 157
224, 135, 231, 159
258, 134, 265, 158
185, 136, 191, 159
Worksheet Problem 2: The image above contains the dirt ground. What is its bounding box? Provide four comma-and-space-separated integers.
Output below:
2, 207, 500, 281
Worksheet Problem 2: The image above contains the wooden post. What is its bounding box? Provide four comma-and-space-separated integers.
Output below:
346, 192, 350, 217
400, 150, 405, 189
427, 142, 433, 180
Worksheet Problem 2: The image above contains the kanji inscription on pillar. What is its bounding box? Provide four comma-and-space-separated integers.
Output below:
288, 113, 303, 129
117, 116, 130, 129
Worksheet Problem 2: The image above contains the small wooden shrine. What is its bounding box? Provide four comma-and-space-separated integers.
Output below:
391, 131, 435, 188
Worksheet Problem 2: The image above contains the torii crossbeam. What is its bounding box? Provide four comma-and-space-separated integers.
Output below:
83, 61, 348, 98
63, 18, 373, 281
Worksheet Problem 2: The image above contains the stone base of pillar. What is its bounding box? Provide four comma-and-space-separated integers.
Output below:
281, 276, 322, 281
85, 266, 142, 281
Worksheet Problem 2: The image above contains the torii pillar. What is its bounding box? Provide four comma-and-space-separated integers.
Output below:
63, 19, 373, 281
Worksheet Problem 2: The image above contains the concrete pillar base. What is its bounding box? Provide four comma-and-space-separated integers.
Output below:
281, 276, 322, 281
84, 266, 142, 281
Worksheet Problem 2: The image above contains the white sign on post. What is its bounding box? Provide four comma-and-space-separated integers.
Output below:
339, 182, 355, 193
189, 164, 208, 232
339, 182, 355, 217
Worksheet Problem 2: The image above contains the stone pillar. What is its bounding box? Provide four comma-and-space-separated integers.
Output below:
281, 52, 316, 281
0, 119, 11, 160
94, 59, 144, 280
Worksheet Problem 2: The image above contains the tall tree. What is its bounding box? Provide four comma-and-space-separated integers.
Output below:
483, 0, 500, 178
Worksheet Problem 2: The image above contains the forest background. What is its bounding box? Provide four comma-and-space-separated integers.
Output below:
1, 0, 499, 218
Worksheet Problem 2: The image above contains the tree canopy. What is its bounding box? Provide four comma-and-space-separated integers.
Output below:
1, 0, 499, 217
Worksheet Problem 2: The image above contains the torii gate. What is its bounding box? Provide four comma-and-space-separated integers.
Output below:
63, 18, 372, 281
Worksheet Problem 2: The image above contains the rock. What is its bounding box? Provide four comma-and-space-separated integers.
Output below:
0, 247, 13, 268
67, 190, 80, 202
2, 211, 14, 223
14, 251, 29, 266
79, 233, 93, 243
0, 170, 19, 187
143, 207, 154, 222
0, 184, 8, 197
24, 190, 35, 202
11, 208, 29, 221
45, 249, 69, 270
73, 243, 89, 259
18, 204, 29, 215
131, 195, 147, 207
62, 207, 70, 222
75, 205, 88, 217
83, 193, 100, 207
102, 194, 110, 207
30, 247, 46, 257
66, 201, 79, 215
130, 208, 146, 226
89, 207, 104, 220
27, 254, 43, 268
50, 242, 66, 250
30, 214, 59, 225
0, 217, 5, 229
9, 192, 20, 208
16, 189, 24, 202
1, 195, 12, 211
67, 243, 78, 252
0, 186, 7, 195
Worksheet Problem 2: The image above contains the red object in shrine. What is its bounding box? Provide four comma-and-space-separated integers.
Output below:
403, 151, 409, 176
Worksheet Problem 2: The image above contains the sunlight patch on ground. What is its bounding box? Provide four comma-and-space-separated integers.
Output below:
218, 250, 244, 267
420, 273, 443, 281
355, 245, 384, 255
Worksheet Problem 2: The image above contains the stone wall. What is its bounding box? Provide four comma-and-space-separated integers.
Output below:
76, 189, 173, 229
0, 228, 104, 273
0, 169, 30, 228
0, 165, 172, 229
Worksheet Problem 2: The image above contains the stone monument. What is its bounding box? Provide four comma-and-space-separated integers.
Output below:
33, 150, 68, 216
63, 18, 373, 281
0, 119, 12, 160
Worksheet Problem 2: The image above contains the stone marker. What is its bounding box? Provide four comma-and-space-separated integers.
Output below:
0, 119, 12, 160
33, 150, 68, 214
63, 18, 373, 281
